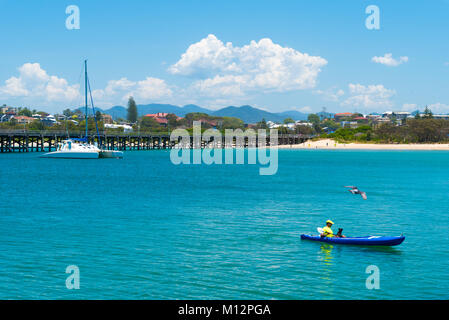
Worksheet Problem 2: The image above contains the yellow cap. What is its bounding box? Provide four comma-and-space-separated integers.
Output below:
326, 220, 334, 225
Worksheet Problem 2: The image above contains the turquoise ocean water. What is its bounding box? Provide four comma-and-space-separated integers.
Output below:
0, 149, 448, 299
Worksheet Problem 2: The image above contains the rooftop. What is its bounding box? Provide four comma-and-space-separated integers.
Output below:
334, 112, 354, 117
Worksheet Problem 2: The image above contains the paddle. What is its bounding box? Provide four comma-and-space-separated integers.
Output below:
317, 227, 341, 237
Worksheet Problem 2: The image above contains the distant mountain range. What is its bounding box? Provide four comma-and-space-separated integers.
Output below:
211, 105, 309, 123
76, 104, 308, 123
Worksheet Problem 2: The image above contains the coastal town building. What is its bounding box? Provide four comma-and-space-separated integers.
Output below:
55, 115, 67, 121
381, 111, 411, 125
1, 113, 15, 122
382, 111, 411, 120
102, 114, 113, 124
295, 121, 313, 127
322, 126, 335, 134
366, 114, 381, 121
284, 122, 296, 129
340, 121, 358, 128
1, 105, 17, 114
41, 115, 57, 126
144, 112, 171, 127
354, 116, 369, 123
431, 114, 449, 120
266, 121, 276, 128
154, 117, 168, 126
266, 121, 312, 130
267, 121, 283, 129
145, 112, 169, 119
371, 117, 391, 127
334, 112, 354, 121
14, 116, 35, 124
104, 123, 133, 132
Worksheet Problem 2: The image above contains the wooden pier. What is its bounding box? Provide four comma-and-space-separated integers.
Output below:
0, 129, 312, 153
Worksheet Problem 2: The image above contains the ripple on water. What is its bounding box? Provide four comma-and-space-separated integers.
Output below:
0, 150, 448, 299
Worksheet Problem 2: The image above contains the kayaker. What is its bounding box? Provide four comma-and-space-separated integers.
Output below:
321, 220, 335, 237
321, 220, 346, 238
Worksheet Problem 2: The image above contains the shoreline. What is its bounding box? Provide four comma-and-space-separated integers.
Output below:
5, 138, 449, 152
276, 139, 449, 151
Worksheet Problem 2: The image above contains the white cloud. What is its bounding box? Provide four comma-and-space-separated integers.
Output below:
169, 34, 236, 76
2, 76, 28, 96
1, 36, 327, 111
401, 103, 449, 114
315, 87, 345, 102
0, 63, 80, 103
400, 103, 449, 114
372, 53, 408, 67
297, 106, 312, 113
341, 83, 396, 109
427, 103, 449, 114
132, 78, 173, 100
401, 103, 418, 111
0, 63, 173, 109
169, 34, 327, 100
93, 77, 173, 105
103, 78, 136, 96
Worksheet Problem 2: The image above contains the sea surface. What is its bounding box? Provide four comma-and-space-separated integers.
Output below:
1, 149, 448, 299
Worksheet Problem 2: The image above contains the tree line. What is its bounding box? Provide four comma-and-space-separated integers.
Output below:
325, 118, 449, 143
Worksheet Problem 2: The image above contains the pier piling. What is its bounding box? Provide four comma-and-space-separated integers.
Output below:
0, 129, 311, 153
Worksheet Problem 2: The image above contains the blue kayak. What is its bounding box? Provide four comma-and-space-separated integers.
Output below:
300, 234, 405, 246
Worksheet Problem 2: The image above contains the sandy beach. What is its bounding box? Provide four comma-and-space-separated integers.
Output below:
277, 139, 449, 150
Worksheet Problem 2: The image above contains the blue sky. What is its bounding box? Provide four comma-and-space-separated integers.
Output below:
0, 0, 448, 114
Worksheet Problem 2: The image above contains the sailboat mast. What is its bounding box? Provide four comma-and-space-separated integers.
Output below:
84, 60, 88, 139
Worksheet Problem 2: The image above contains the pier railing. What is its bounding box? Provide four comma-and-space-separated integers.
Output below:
0, 129, 313, 153
0, 129, 171, 137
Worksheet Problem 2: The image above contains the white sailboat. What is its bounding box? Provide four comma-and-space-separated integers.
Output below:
43, 60, 123, 159
44, 138, 100, 159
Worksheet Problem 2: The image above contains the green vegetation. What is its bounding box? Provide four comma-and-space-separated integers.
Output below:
17, 107, 33, 117
221, 117, 244, 129
63, 108, 74, 117
256, 118, 268, 129
325, 125, 372, 142
0, 117, 102, 132
307, 113, 322, 133
95, 110, 102, 121
321, 119, 339, 131
323, 119, 449, 143
177, 112, 244, 130
421, 106, 433, 119
139, 116, 159, 129
127, 97, 138, 123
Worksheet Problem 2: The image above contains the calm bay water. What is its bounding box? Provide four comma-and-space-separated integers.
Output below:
0, 149, 448, 299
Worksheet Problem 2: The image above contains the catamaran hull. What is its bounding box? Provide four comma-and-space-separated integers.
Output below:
99, 150, 124, 158
41, 151, 99, 159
